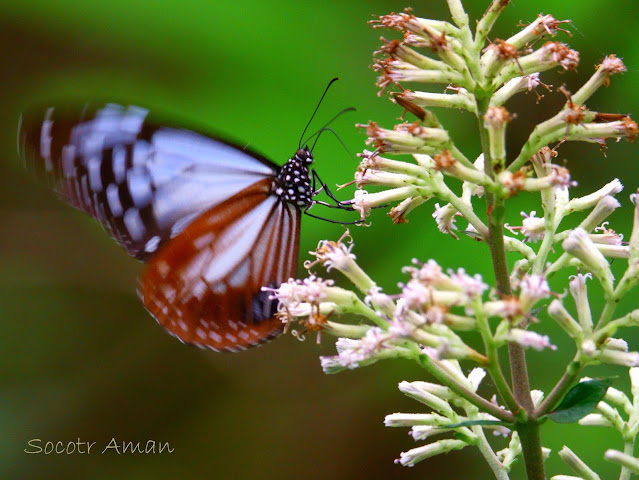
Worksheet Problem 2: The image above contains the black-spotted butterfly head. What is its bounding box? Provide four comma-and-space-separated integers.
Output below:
273, 147, 314, 208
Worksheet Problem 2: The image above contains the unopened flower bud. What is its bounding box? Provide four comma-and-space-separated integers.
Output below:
566, 179, 623, 212
395, 439, 468, 467
562, 228, 614, 295
504, 329, 556, 351
558, 446, 600, 479
600, 349, 639, 367
569, 273, 593, 332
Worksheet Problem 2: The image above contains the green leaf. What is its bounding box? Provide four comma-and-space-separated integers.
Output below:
545, 378, 614, 424
439, 419, 510, 429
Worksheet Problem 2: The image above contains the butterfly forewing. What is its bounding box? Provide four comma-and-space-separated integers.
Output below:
18, 103, 278, 259
138, 178, 301, 351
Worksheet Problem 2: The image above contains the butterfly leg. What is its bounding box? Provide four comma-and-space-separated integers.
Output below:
303, 203, 362, 225
311, 169, 355, 208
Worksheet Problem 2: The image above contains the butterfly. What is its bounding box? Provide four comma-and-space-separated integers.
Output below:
18, 81, 355, 352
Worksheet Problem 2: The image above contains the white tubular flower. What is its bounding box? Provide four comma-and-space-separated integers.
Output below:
402, 279, 434, 310
312, 238, 356, 272
566, 179, 623, 213
506, 14, 571, 49
569, 273, 593, 332
448, 268, 489, 300
484, 105, 513, 129
603, 338, 628, 352
491, 73, 543, 106
395, 439, 468, 467
572, 55, 627, 106
389, 196, 427, 224
364, 286, 395, 315
399, 88, 476, 112
384, 412, 449, 428
599, 349, 639, 367
509, 42, 579, 80
562, 228, 614, 295
265, 276, 335, 311
355, 168, 417, 188
579, 413, 614, 428
557, 446, 602, 480
361, 121, 449, 153
467, 367, 487, 391
432, 202, 461, 237
321, 327, 394, 372
519, 273, 551, 311
483, 298, 523, 320
352, 186, 419, 222
405, 259, 456, 290
398, 381, 454, 415
504, 329, 557, 351
579, 196, 621, 232
604, 450, 639, 475
505, 211, 546, 242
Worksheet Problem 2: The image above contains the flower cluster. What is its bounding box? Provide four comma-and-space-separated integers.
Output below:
268, 3, 639, 480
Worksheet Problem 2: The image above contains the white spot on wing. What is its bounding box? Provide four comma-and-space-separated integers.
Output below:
191, 281, 207, 300
40, 110, 53, 169
87, 156, 102, 192
145, 235, 160, 253
123, 208, 145, 241
112, 144, 127, 183
127, 168, 152, 208
61, 145, 76, 178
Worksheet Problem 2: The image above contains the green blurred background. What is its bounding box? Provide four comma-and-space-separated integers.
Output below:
1, 1, 638, 479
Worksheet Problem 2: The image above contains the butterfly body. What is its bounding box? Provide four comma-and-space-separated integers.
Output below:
18, 102, 328, 352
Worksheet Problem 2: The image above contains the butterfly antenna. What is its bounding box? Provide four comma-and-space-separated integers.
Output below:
301, 106, 356, 147
298, 77, 340, 148
309, 127, 356, 161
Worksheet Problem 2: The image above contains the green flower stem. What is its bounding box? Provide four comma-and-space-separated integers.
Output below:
592, 310, 639, 344
515, 421, 546, 480
508, 110, 595, 173
473, 424, 511, 480
614, 267, 639, 301
446, 0, 469, 30
475, 300, 519, 413
619, 440, 636, 480
532, 203, 560, 275
503, 237, 536, 261
338, 262, 375, 295
475, 0, 511, 47
478, 92, 543, 480
536, 356, 584, 417
345, 295, 387, 327
449, 143, 475, 169
509, 128, 565, 173
437, 184, 489, 237
448, 0, 484, 87
595, 298, 619, 332
415, 351, 514, 423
